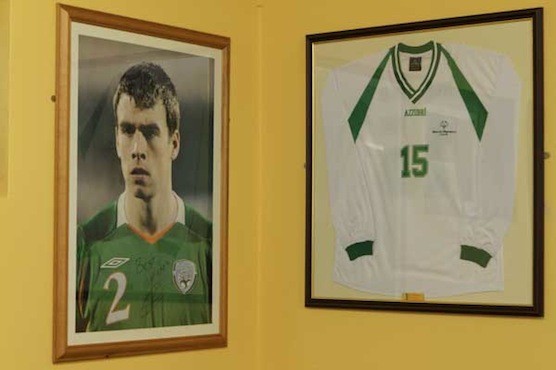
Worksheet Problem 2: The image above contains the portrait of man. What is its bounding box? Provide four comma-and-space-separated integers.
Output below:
75, 62, 213, 332
53, 10, 228, 360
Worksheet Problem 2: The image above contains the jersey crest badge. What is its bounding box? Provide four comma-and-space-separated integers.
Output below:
173, 259, 197, 294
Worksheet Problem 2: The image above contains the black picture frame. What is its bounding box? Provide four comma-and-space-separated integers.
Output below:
306, 8, 543, 316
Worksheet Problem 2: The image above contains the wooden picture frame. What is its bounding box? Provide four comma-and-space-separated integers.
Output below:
54, 4, 229, 361
306, 8, 543, 316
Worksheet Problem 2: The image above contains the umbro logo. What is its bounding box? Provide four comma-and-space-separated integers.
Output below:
404, 107, 427, 117
101, 257, 130, 269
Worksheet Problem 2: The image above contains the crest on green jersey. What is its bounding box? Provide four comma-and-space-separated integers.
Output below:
173, 259, 197, 294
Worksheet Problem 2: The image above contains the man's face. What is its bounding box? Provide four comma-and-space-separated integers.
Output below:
115, 94, 180, 201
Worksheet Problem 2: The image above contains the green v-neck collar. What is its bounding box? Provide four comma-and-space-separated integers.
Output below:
392, 41, 441, 104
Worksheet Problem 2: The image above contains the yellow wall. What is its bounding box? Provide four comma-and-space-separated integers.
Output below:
259, 1, 554, 370
0, 0, 260, 369
0, 0, 8, 195
2, 0, 555, 369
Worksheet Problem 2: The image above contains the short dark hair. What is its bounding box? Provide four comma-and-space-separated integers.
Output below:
113, 62, 180, 134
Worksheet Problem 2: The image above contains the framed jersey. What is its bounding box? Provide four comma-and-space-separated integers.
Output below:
53, 5, 229, 361
306, 8, 543, 316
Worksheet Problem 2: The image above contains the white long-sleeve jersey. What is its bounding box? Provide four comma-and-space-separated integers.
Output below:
321, 41, 520, 298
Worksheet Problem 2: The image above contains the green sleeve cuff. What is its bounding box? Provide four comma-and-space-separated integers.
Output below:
346, 241, 374, 261
460, 245, 492, 268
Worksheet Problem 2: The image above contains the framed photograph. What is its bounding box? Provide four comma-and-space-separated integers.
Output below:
54, 5, 229, 361
306, 8, 543, 316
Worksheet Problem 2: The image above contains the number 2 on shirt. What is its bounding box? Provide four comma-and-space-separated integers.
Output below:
104, 272, 130, 325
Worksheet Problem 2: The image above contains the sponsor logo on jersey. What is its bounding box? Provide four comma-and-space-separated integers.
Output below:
404, 107, 427, 117
101, 257, 130, 269
432, 120, 456, 136
173, 259, 197, 294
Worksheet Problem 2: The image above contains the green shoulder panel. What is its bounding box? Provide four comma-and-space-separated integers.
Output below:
438, 44, 488, 141
347, 49, 393, 142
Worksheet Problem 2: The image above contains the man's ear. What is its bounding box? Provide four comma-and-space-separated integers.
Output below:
171, 130, 180, 160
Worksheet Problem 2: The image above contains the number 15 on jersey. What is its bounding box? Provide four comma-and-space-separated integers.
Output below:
401, 144, 429, 178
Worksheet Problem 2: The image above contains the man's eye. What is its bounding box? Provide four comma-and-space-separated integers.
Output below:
121, 125, 135, 135
141, 126, 160, 140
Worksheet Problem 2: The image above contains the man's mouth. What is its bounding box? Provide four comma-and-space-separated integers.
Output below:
131, 168, 150, 176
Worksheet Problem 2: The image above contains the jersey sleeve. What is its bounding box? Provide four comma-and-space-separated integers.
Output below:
75, 202, 117, 331
459, 56, 520, 267
76, 226, 103, 332
321, 70, 376, 260
75, 225, 90, 332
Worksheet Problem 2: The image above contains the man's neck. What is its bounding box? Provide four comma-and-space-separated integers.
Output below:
124, 191, 177, 235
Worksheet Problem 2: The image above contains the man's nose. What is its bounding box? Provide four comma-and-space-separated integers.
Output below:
131, 133, 147, 160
